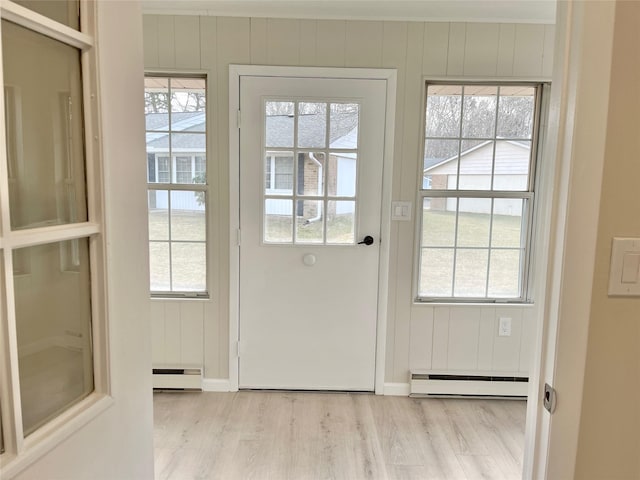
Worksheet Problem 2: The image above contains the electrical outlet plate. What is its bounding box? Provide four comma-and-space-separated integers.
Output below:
498, 317, 512, 337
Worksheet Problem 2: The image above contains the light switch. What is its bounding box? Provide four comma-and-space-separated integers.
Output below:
391, 201, 412, 221
608, 237, 640, 296
621, 253, 640, 284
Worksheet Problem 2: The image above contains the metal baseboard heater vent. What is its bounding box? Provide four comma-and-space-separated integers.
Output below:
152, 368, 202, 390
410, 371, 528, 397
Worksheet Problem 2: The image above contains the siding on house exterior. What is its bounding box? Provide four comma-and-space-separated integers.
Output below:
426, 140, 531, 214
143, 16, 554, 386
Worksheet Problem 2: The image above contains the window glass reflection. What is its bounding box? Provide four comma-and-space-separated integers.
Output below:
2, 20, 88, 230
15, 239, 94, 436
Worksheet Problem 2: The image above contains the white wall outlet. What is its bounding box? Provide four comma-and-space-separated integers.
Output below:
498, 317, 512, 337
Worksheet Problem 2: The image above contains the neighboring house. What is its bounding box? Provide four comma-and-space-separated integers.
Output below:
265, 112, 358, 218
423, 140, 530, 215
146, 110, 358, 217
146, 111, 207, 211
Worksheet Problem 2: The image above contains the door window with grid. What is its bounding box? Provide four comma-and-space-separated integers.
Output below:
263, 101, 360, 245
417, 84, 541, 301
144, 76, 207, 295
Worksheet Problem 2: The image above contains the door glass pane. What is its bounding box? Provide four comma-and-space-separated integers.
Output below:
3, 20, 88, 230
330, 103, 359, 147
265, 153, 294, 195
265, 101, 294, 147
296, 200, 323, 243
12, 1, 79, 30
297, 152, 325, 196
262, 98, 360, 245
170, 190, 206, 241
264, 199, 292, 243
326, 201, 354, 244
327, 153, 356, 197
14, 239, 94, 436
298, 102, 326, 148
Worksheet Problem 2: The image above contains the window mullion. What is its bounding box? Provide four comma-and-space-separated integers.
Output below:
292, 102, 299, 244
491, 87, 501, 191
451, 198, 460, 297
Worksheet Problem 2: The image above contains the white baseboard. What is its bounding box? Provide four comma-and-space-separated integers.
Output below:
383, 382, 411, 396
202, 378, 233, 392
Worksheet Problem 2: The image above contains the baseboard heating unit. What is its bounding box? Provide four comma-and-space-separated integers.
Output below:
152, 368, 202, 390
410, 370, 528, 397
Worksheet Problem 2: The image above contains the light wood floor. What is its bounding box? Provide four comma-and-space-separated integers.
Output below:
154, 391, 526, 480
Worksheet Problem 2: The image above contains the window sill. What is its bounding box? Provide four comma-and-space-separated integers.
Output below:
0, 393, 114, 478
412, 300, 535, 307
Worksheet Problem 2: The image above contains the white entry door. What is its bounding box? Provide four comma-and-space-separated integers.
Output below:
239, 75, 387, 391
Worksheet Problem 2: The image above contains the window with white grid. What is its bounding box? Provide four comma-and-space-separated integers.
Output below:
417, 83, 542, 301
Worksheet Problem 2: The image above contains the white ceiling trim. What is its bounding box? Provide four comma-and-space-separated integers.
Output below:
141, 1, 557, 24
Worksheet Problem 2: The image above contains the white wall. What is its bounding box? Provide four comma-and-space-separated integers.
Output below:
143, 16, 554, 385
14, 2, 155, 478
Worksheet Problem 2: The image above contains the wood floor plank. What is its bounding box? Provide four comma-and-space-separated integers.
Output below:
153, 392, 526, 480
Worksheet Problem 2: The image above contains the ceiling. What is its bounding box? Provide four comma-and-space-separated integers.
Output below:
141, 0, 557, 24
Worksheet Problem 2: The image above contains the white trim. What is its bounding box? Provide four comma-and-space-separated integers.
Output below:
1, 1, 93, 51
0, 394, 114, 477
229, 65, 396, 395
140, 1, 556, 24
0, 223, 100, 250
383, 382, 410, 396
526, 2, 617, 478
202, 378, 232, 392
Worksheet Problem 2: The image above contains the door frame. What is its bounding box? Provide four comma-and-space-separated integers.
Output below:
228, 65, 397, 393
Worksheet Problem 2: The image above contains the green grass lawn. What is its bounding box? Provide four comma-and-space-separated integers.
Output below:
148, 210, 206, 292
420, 209, 524, 298
147, 207, 524, 298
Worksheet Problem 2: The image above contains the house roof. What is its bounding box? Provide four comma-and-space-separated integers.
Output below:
146, 110, 358, 151
424, 139, 531, 175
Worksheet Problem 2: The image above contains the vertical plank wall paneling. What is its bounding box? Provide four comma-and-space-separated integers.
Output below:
394, 21, 424, 381
381, 20, 409, 381
199, 15, 220, 377
143, 16, 554, 384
